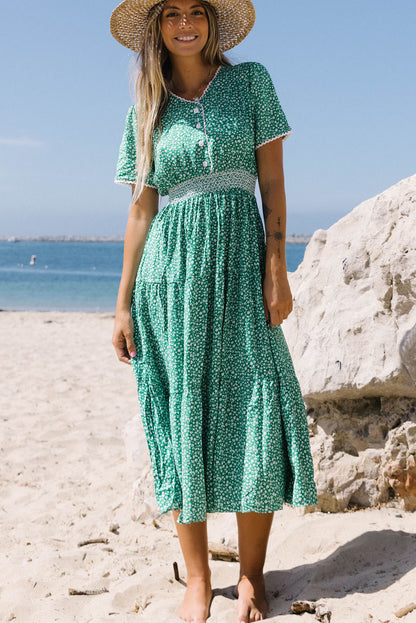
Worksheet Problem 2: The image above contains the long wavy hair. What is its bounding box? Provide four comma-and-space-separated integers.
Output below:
130, 0, 232, 205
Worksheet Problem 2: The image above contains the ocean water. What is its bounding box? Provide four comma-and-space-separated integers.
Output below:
0, 241, 307, 312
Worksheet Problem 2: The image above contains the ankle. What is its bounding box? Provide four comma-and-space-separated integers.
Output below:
187, 570, 212, 583
238, 570, 264, 581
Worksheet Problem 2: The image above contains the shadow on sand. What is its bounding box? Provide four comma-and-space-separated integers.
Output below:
213, 529, 416, 616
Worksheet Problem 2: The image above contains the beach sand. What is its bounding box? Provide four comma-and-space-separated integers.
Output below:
1, 311, 415, 623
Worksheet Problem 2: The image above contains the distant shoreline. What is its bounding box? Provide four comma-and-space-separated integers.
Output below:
1, 234, 312, 244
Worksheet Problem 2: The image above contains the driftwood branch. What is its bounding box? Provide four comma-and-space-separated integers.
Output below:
77, 538, 109, 547
395, 603, 416, 618
208, 542, 239, 562
291, 600, 332, 622
291, 600, 316, 614
68, 587, 109, 596
173, 561, 186, 586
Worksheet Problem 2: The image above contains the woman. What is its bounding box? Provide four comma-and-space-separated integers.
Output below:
110, 0, 318, 621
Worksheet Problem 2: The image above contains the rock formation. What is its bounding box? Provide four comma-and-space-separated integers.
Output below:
382, 421, 416, 511
283, 173, 416, 512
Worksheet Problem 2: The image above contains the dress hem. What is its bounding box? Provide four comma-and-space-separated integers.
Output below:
162, 498, 319, 524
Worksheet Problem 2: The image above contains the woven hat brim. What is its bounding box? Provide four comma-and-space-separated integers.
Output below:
110, 0, 256, 53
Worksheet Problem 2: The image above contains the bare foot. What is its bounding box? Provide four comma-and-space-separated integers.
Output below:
178, 575, 213, 623
233, 573, 269, 622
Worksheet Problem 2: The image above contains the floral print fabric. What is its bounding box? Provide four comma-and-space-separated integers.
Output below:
115, 61, 318, 524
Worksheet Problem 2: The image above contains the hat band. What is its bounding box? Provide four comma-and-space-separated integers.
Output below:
168, 169, 256, 204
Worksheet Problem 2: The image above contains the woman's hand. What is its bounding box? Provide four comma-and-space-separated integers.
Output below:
112, 309, 137, 365
112, 185, 158, 365
262, 269, 293, 327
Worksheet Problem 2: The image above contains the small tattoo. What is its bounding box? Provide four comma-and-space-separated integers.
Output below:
265, 231, 284, 241
262, 202, 272, 220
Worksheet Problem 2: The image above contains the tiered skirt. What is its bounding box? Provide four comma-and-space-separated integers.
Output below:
130, 173, 318, 524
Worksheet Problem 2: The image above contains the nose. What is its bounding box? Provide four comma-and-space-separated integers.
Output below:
178, 12, 191, 27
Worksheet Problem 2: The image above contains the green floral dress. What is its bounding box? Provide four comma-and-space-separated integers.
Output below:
115, 61, 318, 524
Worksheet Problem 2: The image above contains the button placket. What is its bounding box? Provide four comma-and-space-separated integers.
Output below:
194, 97, 213, 172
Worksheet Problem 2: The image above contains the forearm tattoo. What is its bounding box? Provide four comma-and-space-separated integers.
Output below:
263, 204, 285, 259
262, 202, 272, 220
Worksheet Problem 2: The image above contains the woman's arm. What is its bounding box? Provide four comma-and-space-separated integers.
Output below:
256, 137, 293, 326
112, 184, 159, 364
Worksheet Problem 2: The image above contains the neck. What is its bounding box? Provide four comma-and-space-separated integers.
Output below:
169, 55, 216, 95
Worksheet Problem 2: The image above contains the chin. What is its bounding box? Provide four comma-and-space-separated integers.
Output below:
172, 47, 206, 56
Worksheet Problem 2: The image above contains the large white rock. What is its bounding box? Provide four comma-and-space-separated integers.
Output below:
283, 173, 416, 511
284, 173, 416, 400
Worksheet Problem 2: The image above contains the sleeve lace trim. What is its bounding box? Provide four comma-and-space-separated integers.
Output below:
255, 130, 293, 150
114, 178, 157, 190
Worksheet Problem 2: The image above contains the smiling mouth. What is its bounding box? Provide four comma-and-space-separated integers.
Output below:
175, 35, 198, 42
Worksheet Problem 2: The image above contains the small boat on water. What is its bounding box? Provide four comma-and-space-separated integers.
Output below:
29, 254, 37, 266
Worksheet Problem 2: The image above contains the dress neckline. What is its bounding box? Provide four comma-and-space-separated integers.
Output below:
168, 65, 222, 103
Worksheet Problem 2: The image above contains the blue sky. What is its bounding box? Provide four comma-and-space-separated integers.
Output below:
1, 0, 415, 236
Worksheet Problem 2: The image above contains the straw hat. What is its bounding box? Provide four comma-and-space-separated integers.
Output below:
110, 0, 256, 53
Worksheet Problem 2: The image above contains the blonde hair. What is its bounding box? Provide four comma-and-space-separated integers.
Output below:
130, 0, 232, 205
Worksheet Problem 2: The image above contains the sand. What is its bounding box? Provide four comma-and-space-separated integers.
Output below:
1, 311, 415, 623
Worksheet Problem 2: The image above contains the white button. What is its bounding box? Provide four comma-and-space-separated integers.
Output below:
196, 122, 202, 129
198, 140, 204, 147
203, 161, 208, 168
193, 107, 199, 113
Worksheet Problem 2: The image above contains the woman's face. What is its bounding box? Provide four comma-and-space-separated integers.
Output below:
160, 0, 209, 58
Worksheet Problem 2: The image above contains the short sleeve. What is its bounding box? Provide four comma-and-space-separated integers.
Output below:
114, 105, 156, 188
249, 62, 292, 149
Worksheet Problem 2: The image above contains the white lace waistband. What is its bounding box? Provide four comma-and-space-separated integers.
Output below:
168, 169, 256, 204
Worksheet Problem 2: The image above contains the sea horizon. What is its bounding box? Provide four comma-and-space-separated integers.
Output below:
0, 233, 313, 244
0, 239, 309, 312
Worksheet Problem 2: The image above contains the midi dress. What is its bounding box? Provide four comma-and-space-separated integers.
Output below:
114, 61, 318, 524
